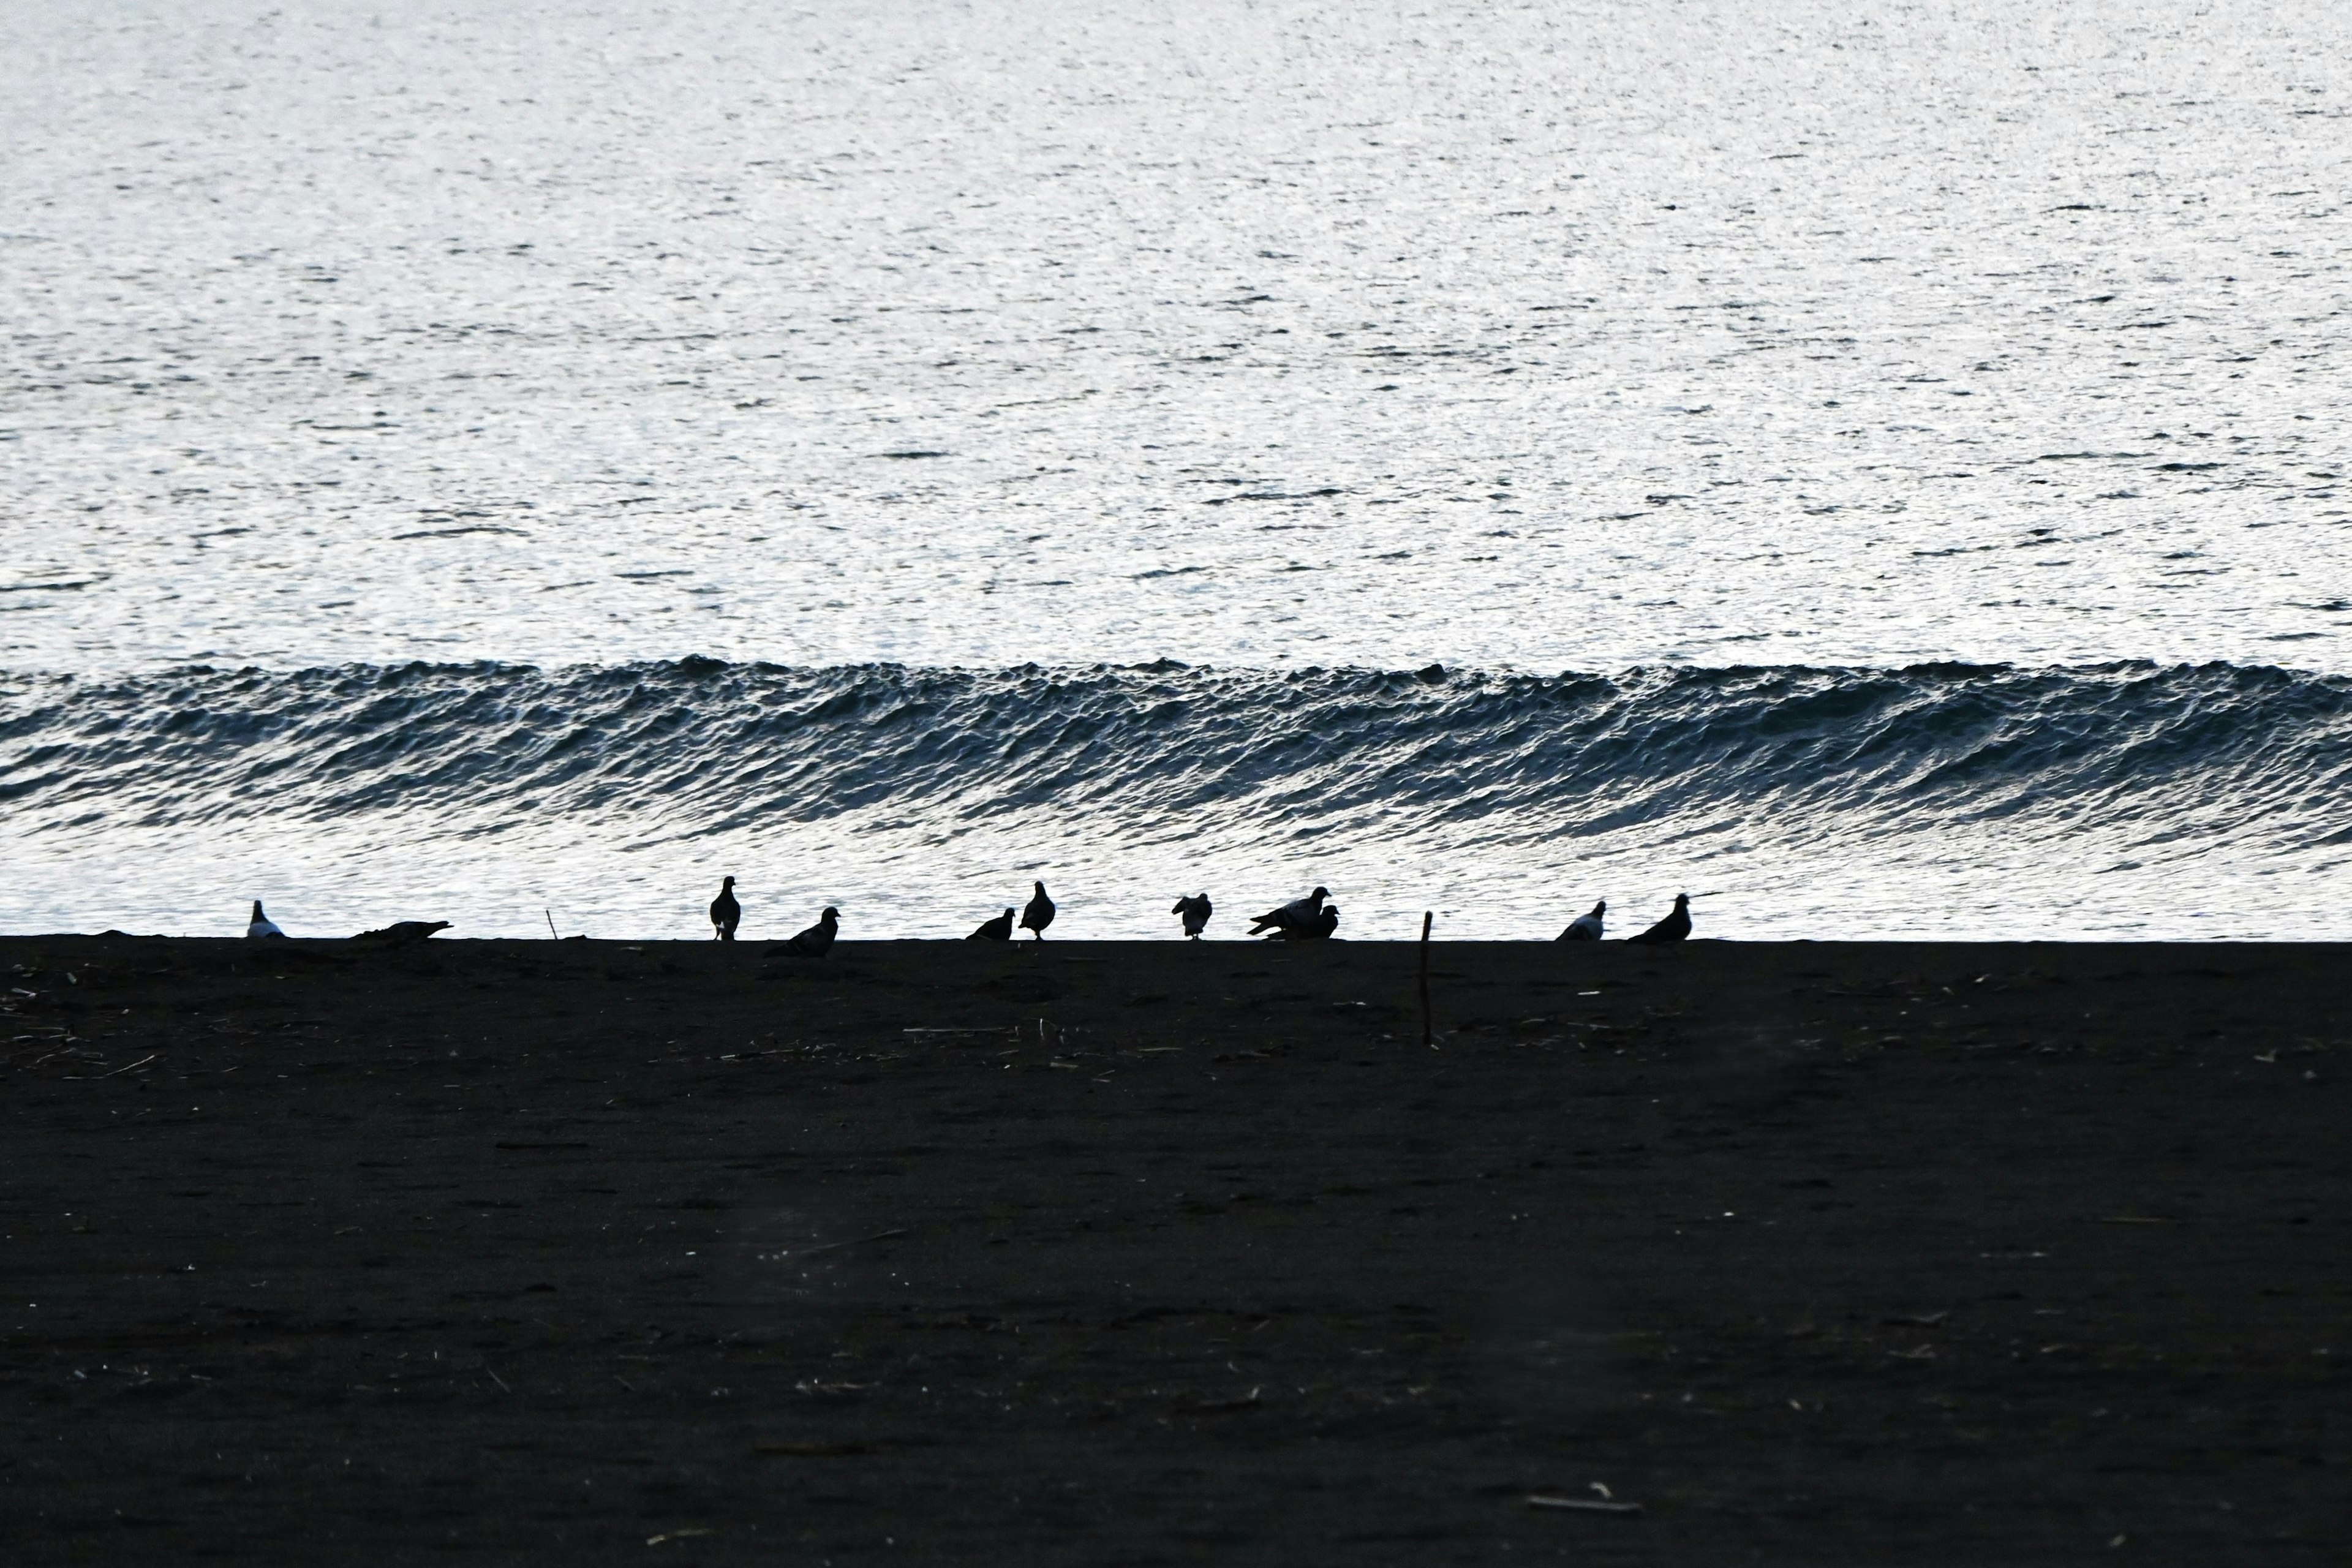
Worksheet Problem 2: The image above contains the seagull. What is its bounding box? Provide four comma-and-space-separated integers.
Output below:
246, 900, 287, 940
786, 907, 839, 957
968, 908, 1015, 942
1172, 893, 1212, 940
1625, 894, 1692, 945
709, 876, 742, 942
1248, 886, 1330, 936
1265, 905, 1340, 941
350, 920, 451, 944
1557, 900, 1605, 942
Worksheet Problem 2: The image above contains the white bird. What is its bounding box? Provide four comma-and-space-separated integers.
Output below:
246, 900, 287, 940
1248, 886, 1329, 935
1558, 900, 1605, 942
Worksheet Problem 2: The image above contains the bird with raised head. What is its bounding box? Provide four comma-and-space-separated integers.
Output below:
1172, 893, 1212, 940
786, 906, 839, 957
1020, 881, 1056, 941
1558, 900, 1605, 941
1625, 894, 1691, 945
1248, 886, 1329, 936
246, 900, 287, 940
709, 876, 742, 942
968, 908, 1015, 941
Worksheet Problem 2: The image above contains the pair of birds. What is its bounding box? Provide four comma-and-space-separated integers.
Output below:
708, 877, 839, 956
244, 901, 450, 944
968, 881, 1055, 942
1248, 886, 1340, 941
1556, 894, 1691, 945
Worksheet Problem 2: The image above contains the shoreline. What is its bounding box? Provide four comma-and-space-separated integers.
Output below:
6, 937, 2343, 1559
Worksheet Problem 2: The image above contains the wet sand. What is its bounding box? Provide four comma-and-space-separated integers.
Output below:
2, 935, 2344, 1562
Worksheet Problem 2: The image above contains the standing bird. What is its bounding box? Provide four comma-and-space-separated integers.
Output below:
1020, 881, 1056, 941
786, 906, 839, 957
709, 876, 742, 942
246, 900, 287, 940
1264, 904, 1339, 941
1248, 886, 1330, 937
968, 908, 1015, 941
1557, 900, 1605, 942
1625, 894, 1692, 945
1172, 893, 1212, 940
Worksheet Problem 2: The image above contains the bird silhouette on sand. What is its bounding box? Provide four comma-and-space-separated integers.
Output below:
785, 906, 839, 957
1557, 900, 1605, 941
1625, 894, 1692, 945
350, 920, 450, 944
1020, 881, 1055, 940
1264, 904, 1339, 941
1248, 886, 1329, 937
1172, 893, 1212, 940
709, 876, 742, 941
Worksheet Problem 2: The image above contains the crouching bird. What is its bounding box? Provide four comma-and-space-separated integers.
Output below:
246, 900, 288, 940
785, 907, 839, 957
1625, 894, 1692, 945
1557, 900, 1605, 941
710, 876, 742, 941
1172, 892, 1212, 940
350, 920, 451, 944
1265, 905, 1339, 941
968, 908, 1015, 941
1248, 886, 1329, 937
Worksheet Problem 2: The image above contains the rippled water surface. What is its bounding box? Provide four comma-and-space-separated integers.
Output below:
5, 1, 2350, 936
9, 0, 2352, 671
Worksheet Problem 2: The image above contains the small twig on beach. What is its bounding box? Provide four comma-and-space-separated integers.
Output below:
1526, 1494, 1643, 1515
1419, 911, 1435, 1050
545, 908, 559, 941
64, 1054, 156, 1080
786, 1227, 908, 1259
486, 1366, 511, 1392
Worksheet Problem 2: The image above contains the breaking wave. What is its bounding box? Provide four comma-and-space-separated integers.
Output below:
4, 658, 2348, 938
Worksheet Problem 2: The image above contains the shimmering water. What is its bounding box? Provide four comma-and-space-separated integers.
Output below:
4, 2, 2350, 937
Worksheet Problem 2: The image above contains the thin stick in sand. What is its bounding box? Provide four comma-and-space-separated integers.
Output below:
1419, 910, 1434, 1049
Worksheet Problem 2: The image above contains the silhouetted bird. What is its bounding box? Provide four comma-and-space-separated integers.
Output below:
1626, 894, 1691, 945
1021, 881, 1056, 940
1172, 893, 1212, 940
246, 900, 287, 940
1558, 900, 1605, 942
968, 908, 1015, 941
1265, 905, 1340, 941
786, 906, 839, 957
1248, 886, 1330, 936
709, 876, 742, 942
350, 920, 451, 944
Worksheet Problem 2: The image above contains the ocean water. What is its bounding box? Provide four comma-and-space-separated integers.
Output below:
5, 1, 2350, 937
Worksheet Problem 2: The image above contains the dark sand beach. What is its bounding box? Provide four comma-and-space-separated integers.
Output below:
2, 935, 2343, 1562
